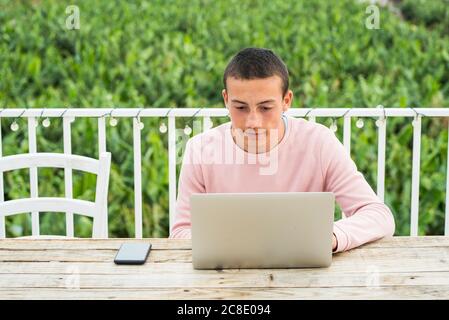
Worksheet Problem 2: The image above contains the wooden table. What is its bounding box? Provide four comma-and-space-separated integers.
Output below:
1, 236, 449, 299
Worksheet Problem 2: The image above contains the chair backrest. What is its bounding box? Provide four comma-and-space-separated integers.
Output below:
0, 152, 111, 238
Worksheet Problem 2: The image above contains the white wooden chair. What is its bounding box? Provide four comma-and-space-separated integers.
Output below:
0, 152, 111, 239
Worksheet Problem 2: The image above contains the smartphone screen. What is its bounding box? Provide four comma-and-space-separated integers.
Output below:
114, 243, 152, 265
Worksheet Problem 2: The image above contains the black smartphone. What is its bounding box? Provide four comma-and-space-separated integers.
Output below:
114, 243, 152, 265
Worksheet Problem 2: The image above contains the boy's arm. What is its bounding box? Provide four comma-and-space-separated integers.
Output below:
320, 129, 395, 253
169, 138, 205, 238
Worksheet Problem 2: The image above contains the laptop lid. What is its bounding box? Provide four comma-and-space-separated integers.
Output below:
191, 192, 335, 269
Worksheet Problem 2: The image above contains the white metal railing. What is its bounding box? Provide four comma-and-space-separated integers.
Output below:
0, 107, 449, 237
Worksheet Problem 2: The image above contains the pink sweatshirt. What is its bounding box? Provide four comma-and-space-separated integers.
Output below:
170, 115, 395, 253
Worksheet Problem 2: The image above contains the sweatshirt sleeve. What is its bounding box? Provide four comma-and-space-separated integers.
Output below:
169, 137, 205, 239
319, 128, 395, 253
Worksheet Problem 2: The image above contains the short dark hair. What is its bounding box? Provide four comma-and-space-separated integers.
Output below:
223, 47, 289, 96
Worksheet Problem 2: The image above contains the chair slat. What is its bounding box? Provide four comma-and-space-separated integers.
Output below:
0, 153, 100, 174
0, 198, 96, 218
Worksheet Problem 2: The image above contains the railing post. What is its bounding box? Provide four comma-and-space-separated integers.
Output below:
0, 117, 4, 238
133, 117, 143, 239
28, 117, 39, 236
168, 116, 177, 234
445, 121, 449, 236
343, 116, 351, 156
203, 116, 212, 132
98, 116, 108, 238
63, 117, 74, 237
410, 115, 422, 236
377, 118, 387, 202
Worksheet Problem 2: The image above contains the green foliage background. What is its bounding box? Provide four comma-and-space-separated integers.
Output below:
0, 0, 448, 237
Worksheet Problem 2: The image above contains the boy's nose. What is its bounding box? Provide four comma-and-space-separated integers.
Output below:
245, 113, 262, 129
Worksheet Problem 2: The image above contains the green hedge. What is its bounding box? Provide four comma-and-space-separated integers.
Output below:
0, 0, 448, 237
399, 0, 449, 37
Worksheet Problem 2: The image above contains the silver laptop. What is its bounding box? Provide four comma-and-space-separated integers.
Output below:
191, 192, 335, 269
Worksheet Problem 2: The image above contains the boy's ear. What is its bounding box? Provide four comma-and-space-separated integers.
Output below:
222, 89, 228, 107
282, 90, 293, 111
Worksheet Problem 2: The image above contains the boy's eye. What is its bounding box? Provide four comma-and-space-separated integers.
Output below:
234, 106, 272, 111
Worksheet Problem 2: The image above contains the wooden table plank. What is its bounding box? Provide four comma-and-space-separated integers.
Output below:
1, 286, 448, 300
0, 238, 191, 250
1, 271, 449, 288
0, 249, 192, 263
0, 236, 448, 251
1, 246, 448, 267
1, 256, 449, 274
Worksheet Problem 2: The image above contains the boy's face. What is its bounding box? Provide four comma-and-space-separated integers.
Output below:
222, 75, 293, 153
